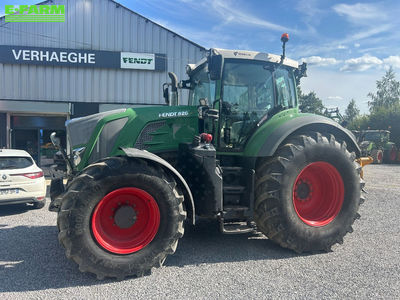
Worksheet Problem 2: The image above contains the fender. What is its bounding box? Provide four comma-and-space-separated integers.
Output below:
257, 115, 360, 157
121, 147, 195, 224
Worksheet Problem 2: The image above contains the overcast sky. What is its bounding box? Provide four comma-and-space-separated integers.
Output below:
1, 0, 400, 113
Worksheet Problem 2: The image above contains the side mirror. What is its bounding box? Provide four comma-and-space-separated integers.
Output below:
208, 54, 223, 80
50, 132, 61, 149
294, 62, 307, 85
50, 132, 74, 173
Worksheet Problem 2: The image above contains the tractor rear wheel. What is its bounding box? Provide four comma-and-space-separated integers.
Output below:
371, 149, 383, 164
254, 132, 364, 253
383, 145, 397, 164
57, 157, 186, 279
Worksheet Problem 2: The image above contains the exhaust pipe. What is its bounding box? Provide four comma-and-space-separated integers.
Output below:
168, 72, 179, 106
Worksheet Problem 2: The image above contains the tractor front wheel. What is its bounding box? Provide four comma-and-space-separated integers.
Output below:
57, 157, 186, 279
371, 149, 383, 164
255, 132, 364, 253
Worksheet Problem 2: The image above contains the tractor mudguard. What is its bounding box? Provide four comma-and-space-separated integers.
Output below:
121, 147, 195, 224
257, 115, 361, 157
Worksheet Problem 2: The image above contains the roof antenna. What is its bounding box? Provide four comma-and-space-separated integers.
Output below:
280, 33, 289, 63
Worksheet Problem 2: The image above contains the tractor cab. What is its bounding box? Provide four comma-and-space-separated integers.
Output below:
361, 130, 390, 144
175, 50, 304, 154
186, 50, 300, 151
162, 34, 307, 152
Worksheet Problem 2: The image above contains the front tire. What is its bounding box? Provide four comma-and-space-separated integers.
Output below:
371, 149, 383, 164
255, 132, 364, 253
57, 157, 186, 279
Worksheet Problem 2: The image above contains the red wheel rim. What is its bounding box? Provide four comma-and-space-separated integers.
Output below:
293, 162, 344, 227
377, 151, 383, 162
91, 187, 160, 254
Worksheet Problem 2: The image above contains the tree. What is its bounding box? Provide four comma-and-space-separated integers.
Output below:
368, 67, 400, 112
348, 114, 369, 131
297, 86, 325, 115
344, 99, 360, 123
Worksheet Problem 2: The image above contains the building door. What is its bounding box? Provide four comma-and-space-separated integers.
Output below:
11, 115, 67, 176
12, 129, 39, 163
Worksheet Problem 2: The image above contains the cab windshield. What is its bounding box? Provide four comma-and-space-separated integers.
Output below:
363, 132, 387, 142
220, 60, 297, 148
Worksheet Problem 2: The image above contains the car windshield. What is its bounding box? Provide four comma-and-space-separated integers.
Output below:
0, 157, 33, 170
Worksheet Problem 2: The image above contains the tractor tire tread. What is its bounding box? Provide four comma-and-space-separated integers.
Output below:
57, 156, 186, 280
254, 131, 363, 253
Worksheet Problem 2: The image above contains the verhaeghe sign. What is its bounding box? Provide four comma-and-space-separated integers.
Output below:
0, 45, 166, 71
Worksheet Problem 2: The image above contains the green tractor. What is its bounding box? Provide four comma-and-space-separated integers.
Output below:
358, 130, 397, 164
50, 34, 365, 280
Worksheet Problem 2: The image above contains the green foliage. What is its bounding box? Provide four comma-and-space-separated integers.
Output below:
297, 86, 325, 115
348, 115, 369, 131
368, 67, 400, 112
344, 99, 360, 123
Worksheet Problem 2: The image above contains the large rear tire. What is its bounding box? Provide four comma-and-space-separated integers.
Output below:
57, 157, 186, 279
383, 145, 397, 164
254, 132, 364, 253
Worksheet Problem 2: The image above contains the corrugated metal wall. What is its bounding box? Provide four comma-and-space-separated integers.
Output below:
0, 0, 205, 105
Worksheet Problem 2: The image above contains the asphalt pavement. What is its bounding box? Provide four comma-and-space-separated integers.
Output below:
0, 164, 399, 299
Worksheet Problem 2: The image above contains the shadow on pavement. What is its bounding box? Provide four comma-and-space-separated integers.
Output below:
166, 219, 308, 268
0, 219, 311, 292
0, 204, 30, 217
0, 225, 108, 292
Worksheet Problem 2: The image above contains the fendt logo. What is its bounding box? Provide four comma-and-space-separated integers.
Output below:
120, 52, 155, 70
122, 57, 153, 65
233, 51, 251, 57
5, 5, 65, 22
158, 111, 189, 118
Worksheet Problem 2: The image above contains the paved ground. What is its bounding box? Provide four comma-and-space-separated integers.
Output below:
0, 165, 399, 299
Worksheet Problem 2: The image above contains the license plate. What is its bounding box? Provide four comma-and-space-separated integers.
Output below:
0, 189, 19, 195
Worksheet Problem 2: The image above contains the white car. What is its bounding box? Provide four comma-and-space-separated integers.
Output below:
0, 149, 47, 209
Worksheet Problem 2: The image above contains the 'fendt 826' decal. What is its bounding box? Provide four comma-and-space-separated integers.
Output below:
158, 111, 189, 118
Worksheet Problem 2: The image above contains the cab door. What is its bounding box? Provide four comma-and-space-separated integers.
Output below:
218, 60, 275, 151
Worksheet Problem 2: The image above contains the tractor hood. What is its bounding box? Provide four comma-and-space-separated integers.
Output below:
66, 109, 127, 150
64, 105, 199, 171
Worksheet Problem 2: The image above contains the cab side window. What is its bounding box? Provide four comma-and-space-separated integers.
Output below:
275, 68, 296, 108
189, 67, 215, 106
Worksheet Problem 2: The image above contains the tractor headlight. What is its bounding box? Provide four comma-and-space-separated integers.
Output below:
72, 147, 86, 166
